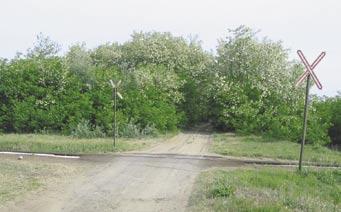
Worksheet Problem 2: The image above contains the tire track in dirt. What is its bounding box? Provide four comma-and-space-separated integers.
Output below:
1, 132, 240, 212
137, 132, 214, 156
5, 131, 335, 212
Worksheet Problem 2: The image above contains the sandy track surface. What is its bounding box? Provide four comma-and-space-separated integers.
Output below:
133, 132, 213, 155
56, 156, 201, 212
1, 132, 242, 212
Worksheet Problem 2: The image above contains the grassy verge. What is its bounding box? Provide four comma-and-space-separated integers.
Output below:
211, 133, 341, 165
0, 158, 82, 205
189, 168, 341, 211
0, 133, 174, 155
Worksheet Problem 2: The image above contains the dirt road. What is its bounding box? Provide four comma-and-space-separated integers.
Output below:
1, 132, 242, 212
129, 132, 214, 156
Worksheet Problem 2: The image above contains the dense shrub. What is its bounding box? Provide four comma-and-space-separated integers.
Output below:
329, 96, 341, 145
312, 94, 341, 145
0, 33, 191, 136
71, 119, 106, 138
211, 26, 332, 144
0, 57, 90, 133
0, 30, 339, 145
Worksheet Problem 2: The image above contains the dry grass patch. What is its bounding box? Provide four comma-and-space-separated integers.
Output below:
0, 158, 83, 205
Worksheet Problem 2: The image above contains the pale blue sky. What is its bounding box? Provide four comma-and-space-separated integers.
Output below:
0, 0, 340, 96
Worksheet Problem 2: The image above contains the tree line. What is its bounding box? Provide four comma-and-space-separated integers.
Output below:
0, 26, 339, 145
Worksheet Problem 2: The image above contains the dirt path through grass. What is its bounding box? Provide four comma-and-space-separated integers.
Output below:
1, 132, 243, 212
132, 132, 214, 155
2, 131, 339, 211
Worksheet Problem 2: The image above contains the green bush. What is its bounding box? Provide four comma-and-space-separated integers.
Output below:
0, 35, 189, 136
0, 31, 339, 145
120, 122, 141, 138
71, 119, 105, 139
211, 26, 332, 145
312, 94, 341, 145
210, 181, 235, 198
120, 121, 158, 138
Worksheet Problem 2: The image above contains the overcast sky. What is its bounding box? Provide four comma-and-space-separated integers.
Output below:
0, 0, 340, 96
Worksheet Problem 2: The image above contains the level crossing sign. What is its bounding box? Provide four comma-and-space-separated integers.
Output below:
296, 50, 326, 171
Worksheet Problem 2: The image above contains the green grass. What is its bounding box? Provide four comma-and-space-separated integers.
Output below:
189, 168, 341, 211
0, 159, 81, 204
0, 133, 172, 155
211, 133, 341, 165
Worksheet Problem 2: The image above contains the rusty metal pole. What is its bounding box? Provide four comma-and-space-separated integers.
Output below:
299, 74, 311, 171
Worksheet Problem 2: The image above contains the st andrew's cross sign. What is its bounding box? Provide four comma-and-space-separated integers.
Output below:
295, 50, 326, 171
295, 50, 326, 89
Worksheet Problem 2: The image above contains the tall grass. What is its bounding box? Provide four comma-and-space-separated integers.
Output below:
189, 168, 341, 211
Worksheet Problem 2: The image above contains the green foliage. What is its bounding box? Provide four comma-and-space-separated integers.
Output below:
26, 33, 61, 58
312, 94, 341, 145
120, 121, 158, 137
71, 119, 105, 139
0, 28, 338, 145
65, 43, 95, 85
330, 95, 341, 145
0, 56, 89, 133
121, 32, 214, 126
90, 42, 122, 68
209, 178, 235, 198
212, 26, 331, 144
121, 64, 184, 132
0, 34, 190, 136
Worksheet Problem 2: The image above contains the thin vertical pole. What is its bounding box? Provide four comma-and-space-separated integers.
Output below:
299, 74, 311, 171
114, 87, 117, 148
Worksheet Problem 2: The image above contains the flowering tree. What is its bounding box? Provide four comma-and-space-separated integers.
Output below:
211, 26, 329, 143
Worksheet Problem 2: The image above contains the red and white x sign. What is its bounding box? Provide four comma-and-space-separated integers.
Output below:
295, 50, 326, 89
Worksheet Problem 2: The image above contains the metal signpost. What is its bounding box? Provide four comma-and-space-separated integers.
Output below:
295, 50, 325, 171
109, 79, 123, 148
